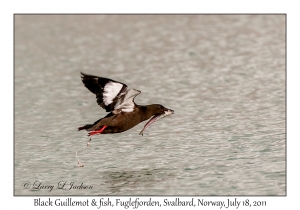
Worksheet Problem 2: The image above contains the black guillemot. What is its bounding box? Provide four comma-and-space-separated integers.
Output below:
78, 72, 174, 143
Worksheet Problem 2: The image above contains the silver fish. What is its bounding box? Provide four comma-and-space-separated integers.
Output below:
139, 109, 174, 136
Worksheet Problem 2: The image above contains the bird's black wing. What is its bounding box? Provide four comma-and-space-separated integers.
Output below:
80, 72, 140, 113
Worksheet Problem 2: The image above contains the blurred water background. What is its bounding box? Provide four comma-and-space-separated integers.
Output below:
14, 15, 285, 195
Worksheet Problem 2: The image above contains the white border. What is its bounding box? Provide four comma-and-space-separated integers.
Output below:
2, 0, 297, 209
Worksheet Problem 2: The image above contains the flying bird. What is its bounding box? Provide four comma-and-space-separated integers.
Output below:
78, 72, 174, 145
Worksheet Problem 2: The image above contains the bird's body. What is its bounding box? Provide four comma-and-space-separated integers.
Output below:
79, 105, 160, 134
78, 72, 174, 136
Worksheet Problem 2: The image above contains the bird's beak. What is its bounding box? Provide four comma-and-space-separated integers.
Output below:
164, 109, 174, 115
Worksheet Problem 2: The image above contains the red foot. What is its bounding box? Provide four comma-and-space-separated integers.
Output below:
88, 126, 107, 136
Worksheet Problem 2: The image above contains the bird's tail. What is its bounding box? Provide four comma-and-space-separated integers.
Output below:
78, 124, 93, 131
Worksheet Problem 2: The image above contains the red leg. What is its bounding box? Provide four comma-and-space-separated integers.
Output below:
88, 126, 107, 136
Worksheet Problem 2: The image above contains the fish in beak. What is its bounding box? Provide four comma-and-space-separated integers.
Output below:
139, 109, 174, 136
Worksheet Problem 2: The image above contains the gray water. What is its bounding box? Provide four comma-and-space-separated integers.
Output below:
14, 15, 285, 195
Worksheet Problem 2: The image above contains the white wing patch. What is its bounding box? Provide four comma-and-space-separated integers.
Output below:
114, 89, 141, 112
103, 82, 123, 106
